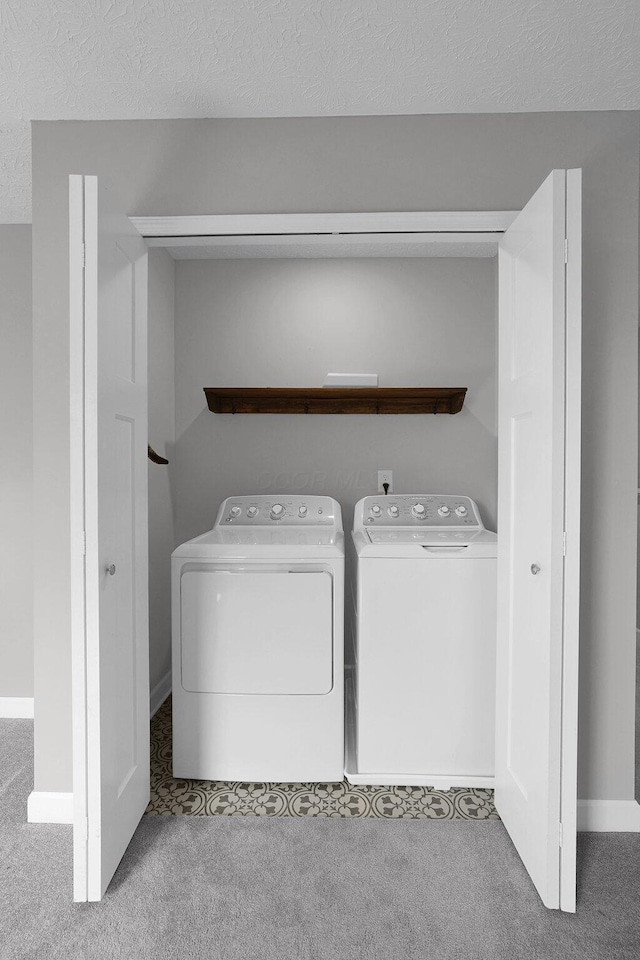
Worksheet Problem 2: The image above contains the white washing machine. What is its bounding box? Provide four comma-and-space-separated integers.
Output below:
346, 494, 497, 790
172, 495, 344, 783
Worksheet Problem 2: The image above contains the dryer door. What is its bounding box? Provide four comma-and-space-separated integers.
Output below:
180, 566, 333, 695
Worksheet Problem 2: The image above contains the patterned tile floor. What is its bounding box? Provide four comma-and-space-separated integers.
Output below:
146, 697, 499, 820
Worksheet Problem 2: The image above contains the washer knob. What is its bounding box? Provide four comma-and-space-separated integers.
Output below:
246, 506, 258, 518
371, 504, 382, 517
438, 505, 450, 517
298, 505, 308, 517
411, 503, 426, 518
270, 503, 285, 519
230, 505, 241, 517
388, 505, 399, 518
455, 505, 468, 517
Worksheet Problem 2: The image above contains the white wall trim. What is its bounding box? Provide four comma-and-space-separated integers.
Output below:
27, 791, 74, 824
0, 696, 34, 718
150, 670, 171, 718
25, 672, 171, 825
132, 210, 518, 240
577, 799, 640, 832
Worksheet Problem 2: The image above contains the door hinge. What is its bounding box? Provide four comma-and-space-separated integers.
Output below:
559, 822, 563, 847
74, 530, 86, 557
564, 238, 568, 263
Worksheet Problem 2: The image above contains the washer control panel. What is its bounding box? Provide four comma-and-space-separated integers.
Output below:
216, 495, 337, 526
360, 495, 481, 528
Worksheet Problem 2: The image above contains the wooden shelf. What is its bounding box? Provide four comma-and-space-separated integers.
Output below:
203, 387, 467, 415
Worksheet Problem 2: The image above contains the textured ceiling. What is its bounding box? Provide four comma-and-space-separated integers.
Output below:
1, 0, 639, 222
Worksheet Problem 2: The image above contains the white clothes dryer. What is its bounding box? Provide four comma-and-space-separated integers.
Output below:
172, 495, 344, 782
346, 494, 497, 790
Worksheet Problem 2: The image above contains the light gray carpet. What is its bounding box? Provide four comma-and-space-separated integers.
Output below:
2, 719, 640, 960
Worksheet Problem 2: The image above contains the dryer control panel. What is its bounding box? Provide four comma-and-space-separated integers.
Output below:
358, 495, 483, 528
216, 495, 339, 526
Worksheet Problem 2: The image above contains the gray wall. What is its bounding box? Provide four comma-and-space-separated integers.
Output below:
174, 257, 497, 547
32, 112, 639, 802
0, 225, 33, 699
147, 248, 176, 696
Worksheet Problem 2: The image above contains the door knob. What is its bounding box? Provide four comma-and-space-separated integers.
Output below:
105, 563, 116, 576
530, 563, 540, 575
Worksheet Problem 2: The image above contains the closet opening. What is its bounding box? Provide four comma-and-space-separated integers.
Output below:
70, 178, 581, 909
145, 236, 499, 821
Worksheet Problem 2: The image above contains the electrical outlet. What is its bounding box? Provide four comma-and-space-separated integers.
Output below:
378, 470, 393, 494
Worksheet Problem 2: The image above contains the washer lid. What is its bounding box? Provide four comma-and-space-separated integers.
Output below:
366, 528, 497, 546
353, 527, 496, 558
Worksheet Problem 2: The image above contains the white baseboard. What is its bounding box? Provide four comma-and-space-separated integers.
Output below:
0, 696, 34, 718
577, 799, 640, 832
150, 670, 171, 718
24, 676, 170, 825
27, 791, 73, 824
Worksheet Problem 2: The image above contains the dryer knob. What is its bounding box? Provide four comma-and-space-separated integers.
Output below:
371, 504, 382, 517
438, 505, 450, 517
246, 506, 258, 518
230, 506, 241, 517
388, 505, 399, 518
455, 505, 468, 517
270, 503, 285, 519
411, 503, 426, 518
298, 505, 308, 517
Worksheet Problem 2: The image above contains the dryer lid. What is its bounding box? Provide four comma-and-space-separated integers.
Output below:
212, 528, 340, 546
172, 493, 346, 559
172, 526, 345, 559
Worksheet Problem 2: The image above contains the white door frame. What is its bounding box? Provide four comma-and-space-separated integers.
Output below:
560, 170, 582, 908
131, 210, 518, 240
122, 202, 580, 910
69, 176, 89, 898
130, 211, 519, 259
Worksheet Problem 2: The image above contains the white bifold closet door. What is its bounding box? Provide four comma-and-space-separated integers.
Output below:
495, 169, 582, 912
68, 170, 581, 910
70, 175, 150, 902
